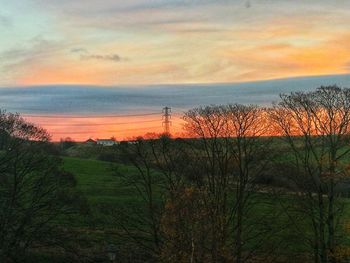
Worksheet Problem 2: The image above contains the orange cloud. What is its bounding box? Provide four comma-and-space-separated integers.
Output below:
217, 31, 350, 82
4, 6, 350, 86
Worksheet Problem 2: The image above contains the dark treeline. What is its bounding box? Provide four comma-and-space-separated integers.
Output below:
2, 86, 350, 262
116, 86, 350, 263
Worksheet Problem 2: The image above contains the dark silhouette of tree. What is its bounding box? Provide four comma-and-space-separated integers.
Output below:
0, 111, 80, 262
114, 136, 165, 261
183, 104, 274, 262
59, 137, 76, 151
160, 187, 215, 263
270, 86, 350, 263
114, 134, 190, 261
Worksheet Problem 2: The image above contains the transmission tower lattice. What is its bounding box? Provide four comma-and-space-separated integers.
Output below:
162, 106, 172, 135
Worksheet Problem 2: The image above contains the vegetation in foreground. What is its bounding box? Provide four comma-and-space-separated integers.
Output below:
2, 86, 350, 262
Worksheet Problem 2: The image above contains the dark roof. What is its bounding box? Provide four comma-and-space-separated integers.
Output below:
85, 138, 96, 143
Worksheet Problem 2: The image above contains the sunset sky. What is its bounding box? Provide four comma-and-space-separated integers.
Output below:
1, 0, 350, 86
1, 0, 350, 141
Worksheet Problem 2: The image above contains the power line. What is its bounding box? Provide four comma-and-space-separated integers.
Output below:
106, 126, 162, 132
23, 112, 160, 118
34, 119, 161, 126
22, 107, 184, 138
51, 125, 162, 134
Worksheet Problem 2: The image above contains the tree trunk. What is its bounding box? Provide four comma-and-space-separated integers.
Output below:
235, 181, 244, 263
327, 179, 335, 263
318, 192, 327, 263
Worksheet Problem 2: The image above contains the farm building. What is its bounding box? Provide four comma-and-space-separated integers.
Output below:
85, 138, 96, 145
96, 139, 118, 146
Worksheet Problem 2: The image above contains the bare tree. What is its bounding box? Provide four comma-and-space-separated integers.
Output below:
0, 111, 80, 262
114, 134, 185, 259
115, 132, 202, 262
224, 104, 273, 263
183, 105, 232, 262
115, 135, 164, 261
183, 104, 273, 262
160, 187, 214, 263
269, 86, 350, 263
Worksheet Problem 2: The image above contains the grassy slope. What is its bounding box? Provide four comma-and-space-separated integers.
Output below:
29, 157, 132, 262
63, 157, 140, 204
61, 156, 350, 257
61, 157, 305, 255
62, 157, 148, 232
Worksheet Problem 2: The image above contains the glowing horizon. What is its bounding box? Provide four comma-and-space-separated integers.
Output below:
24, 114, 185, 142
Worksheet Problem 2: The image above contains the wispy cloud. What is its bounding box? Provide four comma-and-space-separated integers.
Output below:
70, 48, 124, 62
0, 37, 66, 66
0, 36, 72, 86
70, 47, 88, 53
2, 0, 350, 86
0, 15, 12, 27
81, 53, 122, 62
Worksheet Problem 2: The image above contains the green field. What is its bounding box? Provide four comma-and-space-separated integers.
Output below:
62, 157, 146, 229
60, 157, 297, 244
63, 157, 137, 204
59, 156, 350, 262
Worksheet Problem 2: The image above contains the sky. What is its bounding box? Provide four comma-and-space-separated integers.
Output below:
1, 0, 350, 140
1, 0, 350, 86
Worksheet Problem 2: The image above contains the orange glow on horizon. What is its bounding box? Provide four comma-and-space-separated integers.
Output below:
24, 115, 185, 142
23, 107, 348, 142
